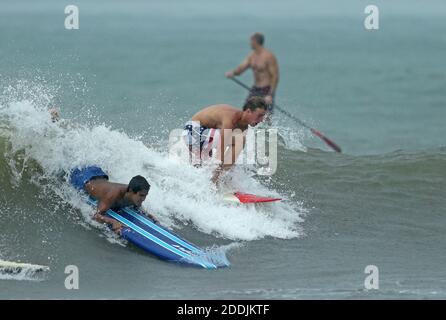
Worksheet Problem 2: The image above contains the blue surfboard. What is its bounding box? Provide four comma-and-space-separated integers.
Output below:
80, 197, 228, 269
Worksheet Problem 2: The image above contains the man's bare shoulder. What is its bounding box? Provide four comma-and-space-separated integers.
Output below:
205, 103, 239, 112
88, 180, 126, 198
211, 104, 241, 127
264, 49, 277, 61
218, 103, 239, 110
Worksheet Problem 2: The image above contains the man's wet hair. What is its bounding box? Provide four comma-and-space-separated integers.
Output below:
251, 32, 264, 46
243, 96, 268, 111
128, 175, 150, 193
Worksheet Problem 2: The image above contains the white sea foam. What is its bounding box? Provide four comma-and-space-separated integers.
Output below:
269, 112, 308, 152
0, 259, 49, 281
0, 85, 307, 241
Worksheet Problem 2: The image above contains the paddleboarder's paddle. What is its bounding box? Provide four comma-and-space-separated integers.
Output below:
229, 77, 342, 153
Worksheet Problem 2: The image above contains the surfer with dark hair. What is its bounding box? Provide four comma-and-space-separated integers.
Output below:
183, 96, 267, 184
70, 167, 158, 234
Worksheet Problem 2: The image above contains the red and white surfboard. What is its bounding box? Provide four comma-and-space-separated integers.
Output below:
224, 192, 282, 204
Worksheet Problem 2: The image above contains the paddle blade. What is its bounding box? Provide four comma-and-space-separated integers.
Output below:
229, 77, 343, 153
310, 129, 342, 153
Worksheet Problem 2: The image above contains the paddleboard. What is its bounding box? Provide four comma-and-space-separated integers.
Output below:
0, 260, 50, 275
224, 192, 282, 204
82, 197, 228, 269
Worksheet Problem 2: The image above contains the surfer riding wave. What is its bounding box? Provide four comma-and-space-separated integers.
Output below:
183, 97, 267, 184
69, 166, 159, 234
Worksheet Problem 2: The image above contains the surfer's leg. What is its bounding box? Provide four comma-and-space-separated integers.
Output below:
221, 130, 244, 167
183, 121, 209, 166
200, 128, 220, 161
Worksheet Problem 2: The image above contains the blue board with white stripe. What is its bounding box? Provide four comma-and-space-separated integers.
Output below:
83, 197, 229, 269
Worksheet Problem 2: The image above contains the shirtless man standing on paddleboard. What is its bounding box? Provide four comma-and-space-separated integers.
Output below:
70, 167, 159, 234
225, 32, 279, 115
183, 96, 267, 184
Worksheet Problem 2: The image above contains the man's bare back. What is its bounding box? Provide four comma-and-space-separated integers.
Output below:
86, 179, 132, 210
191, 104, 246, 131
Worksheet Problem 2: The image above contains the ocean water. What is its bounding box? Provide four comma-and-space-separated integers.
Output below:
0, 0, 445, 299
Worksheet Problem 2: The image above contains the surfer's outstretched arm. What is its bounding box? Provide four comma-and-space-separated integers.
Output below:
212, 128, 246, 186
212, 120, 237, 186
225, 55, 251, 78
211, 165, 224, 186
139, 208, 159, 224
94, 199, 124, 234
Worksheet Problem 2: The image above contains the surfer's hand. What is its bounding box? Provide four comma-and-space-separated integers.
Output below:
225, 71, 234, 78
148, 214, 159, 224
264, 95, 273, 105
111, 221, 124, 235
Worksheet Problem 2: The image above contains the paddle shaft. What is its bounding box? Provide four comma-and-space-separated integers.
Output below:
229, 77, 342, 153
